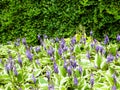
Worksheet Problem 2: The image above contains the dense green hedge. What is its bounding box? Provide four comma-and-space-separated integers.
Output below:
1, 0, 120, 44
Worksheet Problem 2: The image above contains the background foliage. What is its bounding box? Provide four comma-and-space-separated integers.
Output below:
0, 0, 120, 44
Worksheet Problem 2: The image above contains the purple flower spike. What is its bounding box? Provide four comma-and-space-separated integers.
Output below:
67, 66, 72, 76
99, 46, 105, 54
91, 42, 94, 48
104, 35, 109, 44
107, 54, 114, 63
83, 38, 86, 44
50, 57, 54, 61
35, 46, 40, 53
71, 37, 76, 45
46, 71, 50, 81
32, 74, 36, 84
58, 48, 63, 56
63, 46, 68, 52
112, 73, 117, 84
74, 76, 78, 86
112, 85, 116, 90
13, 66, 18, 76
55, 38, 59, 42
0, 59, 2, 63
63, 60, 67, 69
18, 55, 22, 67
38, 35, 41, 40
54, 62, 59, 74
26, 49, 33, 61
19, 88, 22, 90
36, 59, 40, 65
70, 60, 77, 68
22, 38, 27, 45
94, 39, 97, 44
116, 34, 120, 41
47, 47, 54, 57
44, 34, 48, 39
78, 66, 82, 75
90, 74, 94, 87
90, 30, 93, 36
70, 46, 74, 52
48, 84, 54, 90
5, 63, 10, 74
96, 46, 99, 53
86, 51, 90, 59
60, 38, 65, 48
116, 51, 120, 59
15, 42, 20, 46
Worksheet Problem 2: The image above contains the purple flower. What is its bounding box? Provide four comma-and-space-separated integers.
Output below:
37, 35, 41, 40
70, 60, 77, 68
112, 85, 116, 90
47, 50, 53, 57
99, 46, 105, 54
63, 45, 68, 52
90, 30, 93, 36
22, 38, 27, 45
58, 48, 63, 56
36, 59, 40, 65
35, 46, 40, 53
26, 49, 33, 61
91, 42, 95, 48
78, 66, 82, 75
70, 46, 74, 52
116, 34, 120, 41
46, 71, 50, 81
44, 34, 48, 39
48, 84, 54, 90
60, 38, 65, 48
55, 38, 59, 42
96, 45, 100, 53
47, 47, 54, 56
54, 62, 59, 74
74, 76, 78, 85
13, 66, 18, 76
18, 55, 22, 67
63, 60, 67, 69
0, 58, 2, 63
19, 88, 22, 90
67, 66, 72, 76
17, 38, 20, 42
5, 63, 10, 74
104, 35, 109, 44
86, 51, 90, 59
83, 38, 86, 44
112, 73, 117, 84
71, 37, 76, 45
50, 57, 54, 61
90, 74, 94, 87
94, 39, 97, 44
116, 51, 120, 59
32, 74, 36, 84
14, 42, 20, 46
30, 46, 33, 51
107, 54, 114, 63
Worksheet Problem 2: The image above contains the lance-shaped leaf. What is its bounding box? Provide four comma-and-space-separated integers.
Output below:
94, 54, 102, 68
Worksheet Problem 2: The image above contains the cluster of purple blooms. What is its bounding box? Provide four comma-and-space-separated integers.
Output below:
3, 32, 120, 90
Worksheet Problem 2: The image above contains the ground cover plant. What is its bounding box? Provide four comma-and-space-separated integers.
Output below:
0, 33, 120, 90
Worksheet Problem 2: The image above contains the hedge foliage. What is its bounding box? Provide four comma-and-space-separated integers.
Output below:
0, 0, 120, 44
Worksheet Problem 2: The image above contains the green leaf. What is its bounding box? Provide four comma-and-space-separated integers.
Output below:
94, 54, 102, 68
39, 77, 47, 85
59, 66, 67, 77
